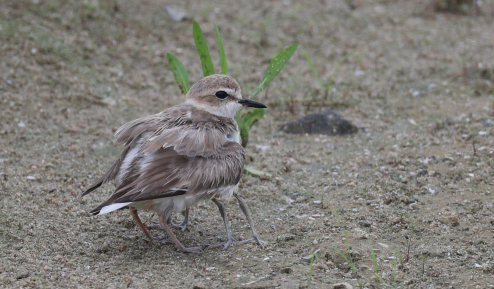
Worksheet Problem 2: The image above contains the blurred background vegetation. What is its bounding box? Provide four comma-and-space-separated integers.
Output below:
2, 0, 491, 120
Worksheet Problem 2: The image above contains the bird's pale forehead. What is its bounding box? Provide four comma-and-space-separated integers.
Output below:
188, 75, 240, 94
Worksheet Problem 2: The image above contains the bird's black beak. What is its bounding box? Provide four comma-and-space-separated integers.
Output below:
238, 98, 267, 108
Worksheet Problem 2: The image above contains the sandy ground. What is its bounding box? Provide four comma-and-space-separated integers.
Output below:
1, 0, 494, 288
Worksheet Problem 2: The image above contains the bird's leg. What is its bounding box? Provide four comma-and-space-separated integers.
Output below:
159, 206, 206, 254
234, 193, 266, 248
208, 197, 237, 249
129, 207, 167, 241
150, 208, 188, 231
169, 207, 189, 231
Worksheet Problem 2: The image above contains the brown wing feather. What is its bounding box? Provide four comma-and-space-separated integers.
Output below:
112, 142, 244, 204
114, 114, 161, 145
144, 127, 227, 157
141, 104, 238, 157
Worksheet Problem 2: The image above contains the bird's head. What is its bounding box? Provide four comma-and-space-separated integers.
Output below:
185, 74, 266, 118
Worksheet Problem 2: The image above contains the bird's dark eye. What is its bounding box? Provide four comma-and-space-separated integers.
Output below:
215, 91, 228, 99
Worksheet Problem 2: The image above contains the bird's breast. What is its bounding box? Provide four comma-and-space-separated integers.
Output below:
226, 131, 241, 144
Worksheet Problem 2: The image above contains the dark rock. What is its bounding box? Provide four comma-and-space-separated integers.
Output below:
280, 267, 292, 274
359, 220, 371, 227
332, 283, 353, 289
281, 109, 357, 135
418, 169, 428, 176
276, 234, 297, 242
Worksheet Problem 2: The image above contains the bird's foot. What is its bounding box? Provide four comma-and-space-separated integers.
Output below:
142, 234, 168, 242
208, 237, 238, 250
237, 236, 266, 249
149, 220, 187, 231
170, 220, 188, 231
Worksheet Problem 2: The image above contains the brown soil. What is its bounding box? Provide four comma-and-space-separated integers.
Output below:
1, 0, 494, 288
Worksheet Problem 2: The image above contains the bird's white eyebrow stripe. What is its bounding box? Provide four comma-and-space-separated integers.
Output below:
215, 88, 237, 95
218, 88, 242, 101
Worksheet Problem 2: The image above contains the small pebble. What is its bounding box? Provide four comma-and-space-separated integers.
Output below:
163, 6, 188, 22
280, 267, 292, 274
418, 169, 428, 176
359, 220, 371, 227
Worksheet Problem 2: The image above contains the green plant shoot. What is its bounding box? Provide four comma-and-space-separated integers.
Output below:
215, 24, 227, 75
166, 53, 190, 94
250, 43, 298, 98
235, 43, 298, 147
193, 21, 215, 76
235, 108, 265, 147
301, 47, 323, 90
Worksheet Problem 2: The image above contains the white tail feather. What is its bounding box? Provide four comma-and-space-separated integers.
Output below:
98, 202, 132, 215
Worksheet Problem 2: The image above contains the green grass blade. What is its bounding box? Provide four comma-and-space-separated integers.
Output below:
166, 53, 190, 94
242, 108, 265, 128
326, 49, 355, 92
301, 47, 323, 90
332, 247, 350, 263
393, 248, 398, 288
250, 43, 298, 97
215, 24, 227, 75
244, 166, 272, 178
193, 21, 215, 76
307, 252, 318, 289
235, 108, 265, 148
370, 246, 378, 276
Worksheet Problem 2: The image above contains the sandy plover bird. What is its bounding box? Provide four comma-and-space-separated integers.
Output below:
82, 74, 266, 253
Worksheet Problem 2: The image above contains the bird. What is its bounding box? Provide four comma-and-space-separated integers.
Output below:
81, 74, 266, 253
